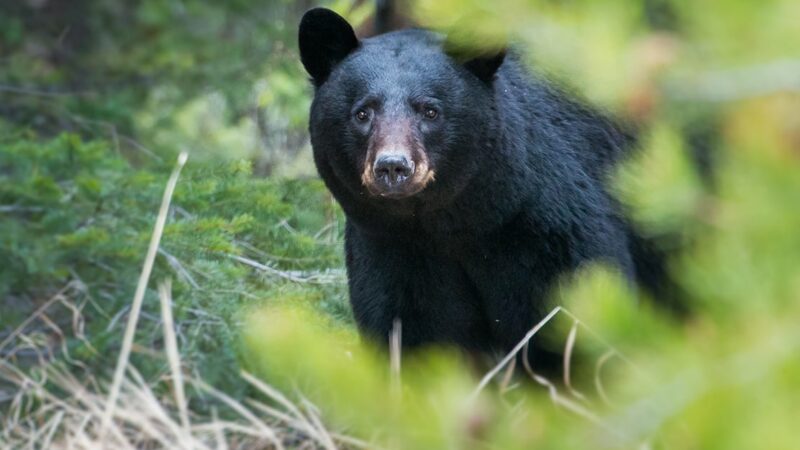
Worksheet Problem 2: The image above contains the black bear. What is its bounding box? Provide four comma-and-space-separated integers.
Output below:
298, 8, 639, 357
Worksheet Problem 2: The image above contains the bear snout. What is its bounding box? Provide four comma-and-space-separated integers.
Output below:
373, 154, 415, 187
360, 120, 435, 199
362, 149, 434, 199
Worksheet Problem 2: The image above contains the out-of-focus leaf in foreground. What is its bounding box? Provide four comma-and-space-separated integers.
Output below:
243, 305, 602, 449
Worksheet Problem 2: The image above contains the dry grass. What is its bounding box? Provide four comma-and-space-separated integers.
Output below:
0, 280, 361, 449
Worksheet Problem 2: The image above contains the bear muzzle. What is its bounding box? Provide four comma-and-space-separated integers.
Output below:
362, 151, 435, 199
360, 118, 435, 198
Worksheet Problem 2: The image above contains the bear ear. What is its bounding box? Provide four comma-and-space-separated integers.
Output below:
462, 51, 506, 83
299, 8, 360, 85
444, 37, 506, 83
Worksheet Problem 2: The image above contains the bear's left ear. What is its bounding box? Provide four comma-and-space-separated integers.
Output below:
299, 8, 360, 85
462, 51, 506, 83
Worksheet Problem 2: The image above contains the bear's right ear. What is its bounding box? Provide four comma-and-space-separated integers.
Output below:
299, 8, 359, 86
443, 24, 507, 84
462, 50, 506, 83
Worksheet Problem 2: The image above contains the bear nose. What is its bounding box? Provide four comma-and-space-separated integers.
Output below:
373, 155, 414, 187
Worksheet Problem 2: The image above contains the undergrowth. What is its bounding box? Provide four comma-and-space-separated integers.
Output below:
0, 130, 350, 400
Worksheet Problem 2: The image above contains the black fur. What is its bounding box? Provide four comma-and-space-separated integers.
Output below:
300, 8, 640, 357
299, 8, 360, 86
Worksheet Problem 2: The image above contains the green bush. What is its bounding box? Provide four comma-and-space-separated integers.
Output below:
0, 131, 349, 394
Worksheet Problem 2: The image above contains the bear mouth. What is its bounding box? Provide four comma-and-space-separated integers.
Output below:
373, 181, 429, 199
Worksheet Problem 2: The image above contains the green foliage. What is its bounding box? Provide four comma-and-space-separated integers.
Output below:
414, 0, 800, 109
0, 131, 348, 394
0, 0, 321, 172
245, 305, 583, 450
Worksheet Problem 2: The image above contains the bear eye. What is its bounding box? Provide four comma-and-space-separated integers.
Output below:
355, 109, 369, 122
423, 108, 438, 120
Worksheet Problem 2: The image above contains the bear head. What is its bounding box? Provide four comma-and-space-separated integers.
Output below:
299, 8, 506, 217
